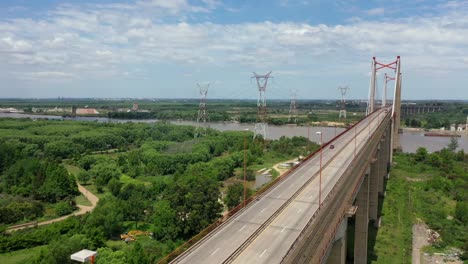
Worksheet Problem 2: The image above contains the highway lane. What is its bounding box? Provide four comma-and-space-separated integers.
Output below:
173, 108, 388, 264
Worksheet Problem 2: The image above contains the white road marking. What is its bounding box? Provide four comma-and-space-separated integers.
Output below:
211, 248, 220, 256
239, 225, 246, 231
260, 208, 266, 213
259, 249, 267, 258
281, 227, 286, 233
297, 208, 303, 214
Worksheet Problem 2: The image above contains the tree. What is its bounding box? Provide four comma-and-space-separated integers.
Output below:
165, 174, 222, 238
414, 147, 428, 162
96, 247, 127, 264
107, 178, 121, 197
90, 162, 121, 193
85, 197, 124, 239
224, 182, 244, 209
77, 171, 91, 185
455, 201, 468, 225
448, 137, 459, 152
128, 242, 149, 264
152, 200, 180, 241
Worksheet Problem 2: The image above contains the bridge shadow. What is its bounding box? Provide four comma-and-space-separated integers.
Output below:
345, 177, 388, 264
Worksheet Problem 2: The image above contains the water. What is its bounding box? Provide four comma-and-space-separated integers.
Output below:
1, 112, 467, 153
170, 120, 346, 143
400, 129, 468, 153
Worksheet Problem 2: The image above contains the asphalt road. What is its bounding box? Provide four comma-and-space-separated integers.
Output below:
173, 109, 388, 264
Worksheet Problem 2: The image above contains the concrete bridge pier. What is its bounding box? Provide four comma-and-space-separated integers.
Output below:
325, 220, 347, 264
354, 173, 369, 264
369, 152, 380, 226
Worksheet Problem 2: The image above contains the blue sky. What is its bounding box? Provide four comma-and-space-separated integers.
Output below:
1, 0, 468, 100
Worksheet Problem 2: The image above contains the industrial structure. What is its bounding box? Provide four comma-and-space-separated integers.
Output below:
252, 72, 272, 139
195, 82, 211, 137
288, 89, 298, 124
164, 57, 402, 264
337, 86, 349, 119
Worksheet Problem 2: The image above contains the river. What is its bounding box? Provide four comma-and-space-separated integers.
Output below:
1, 113, 467, 153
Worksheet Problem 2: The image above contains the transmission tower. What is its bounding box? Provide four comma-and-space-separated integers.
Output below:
252, 71, 272, 139
338, 86, 349, 119
195, 82, 210, 137
288, 89, 298, 124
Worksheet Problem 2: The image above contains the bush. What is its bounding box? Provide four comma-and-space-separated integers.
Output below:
55, 202, 75, 216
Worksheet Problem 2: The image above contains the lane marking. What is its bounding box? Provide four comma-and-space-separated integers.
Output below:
259, 249, 267, 258
297, 208, 303, 214
211, 248, 220, 256
281, 227, 286, 233
239, 225, 246, 231
260, 208, 266, 213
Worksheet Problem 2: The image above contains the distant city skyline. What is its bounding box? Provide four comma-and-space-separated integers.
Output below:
1, 0, 468, 100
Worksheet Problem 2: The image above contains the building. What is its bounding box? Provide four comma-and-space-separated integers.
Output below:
76, 108, 99, 115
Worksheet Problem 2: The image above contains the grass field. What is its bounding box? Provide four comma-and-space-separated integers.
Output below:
371, 163, 413, 263
0, 245, 46, 264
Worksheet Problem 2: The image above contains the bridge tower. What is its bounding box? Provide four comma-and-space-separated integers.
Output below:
288, 89, 297, 124
367, 56, 402, 151
195, 82, 211, 137
252, 71, 272, 139
337, 86, 349, 119
382, 73, 395, 107
391, 56, 402, 151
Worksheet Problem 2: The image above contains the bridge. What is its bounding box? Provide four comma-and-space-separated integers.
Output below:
164, 56, 402, 264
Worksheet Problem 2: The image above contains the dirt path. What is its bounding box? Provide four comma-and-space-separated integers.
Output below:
6, 183, 99, 233
412, 222, 429, 264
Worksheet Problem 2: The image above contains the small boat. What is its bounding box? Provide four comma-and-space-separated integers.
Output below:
424, 132, 460, 137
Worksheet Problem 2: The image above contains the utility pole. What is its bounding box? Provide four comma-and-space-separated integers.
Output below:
338, 86, 349, 119
288, 89, 298, 124
252, 71, 272, 139
195, 82, 210, 138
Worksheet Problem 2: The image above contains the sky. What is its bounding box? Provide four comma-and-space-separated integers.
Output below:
1, 0, 468, 100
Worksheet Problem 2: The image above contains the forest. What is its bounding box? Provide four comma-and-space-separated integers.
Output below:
0, 117, 316, 263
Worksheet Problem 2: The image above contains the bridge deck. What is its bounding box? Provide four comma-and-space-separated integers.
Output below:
172, 108, 389, 264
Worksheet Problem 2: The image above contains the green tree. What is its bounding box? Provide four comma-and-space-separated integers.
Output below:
414, 147, 428, 162
96, 247, 127, 264
455, 201, 468, 225
448, 137, 459, 152
224, 182, 244, 209
90, 162, 121, 193
85, 197, 124, 239
128, 242, 149, 264
77, 171, 91, 185
152, 200, 180, 241
107, 178, 121, 197
166, 174, 222, 238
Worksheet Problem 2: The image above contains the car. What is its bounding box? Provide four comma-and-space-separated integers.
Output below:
329, 144, 335, 149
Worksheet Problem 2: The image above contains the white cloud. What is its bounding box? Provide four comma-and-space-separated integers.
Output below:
365, 8, 385, 16
1, 37, 33, 53
1, 0, 468, 84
